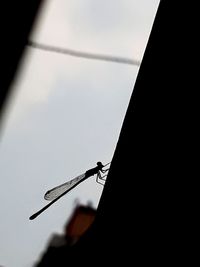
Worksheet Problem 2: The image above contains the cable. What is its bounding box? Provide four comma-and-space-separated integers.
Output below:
103, 161, 111, 167
27, 41, 141, 66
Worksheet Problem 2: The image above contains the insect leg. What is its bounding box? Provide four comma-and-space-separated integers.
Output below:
96, 172, 105, 185
101, 168, 109, 173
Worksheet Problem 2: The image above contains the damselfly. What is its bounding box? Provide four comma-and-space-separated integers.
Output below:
29, 161, 110, 220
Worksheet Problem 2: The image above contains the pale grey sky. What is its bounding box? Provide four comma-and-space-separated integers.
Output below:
0, 1, 160, 266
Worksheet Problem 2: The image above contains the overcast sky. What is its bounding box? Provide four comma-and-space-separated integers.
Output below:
0, 1, 160, 266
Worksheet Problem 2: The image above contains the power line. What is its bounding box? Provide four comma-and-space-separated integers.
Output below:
27, 41, 141, 66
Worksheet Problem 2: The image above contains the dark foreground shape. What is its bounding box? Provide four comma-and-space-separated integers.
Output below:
1, 1, 195, 266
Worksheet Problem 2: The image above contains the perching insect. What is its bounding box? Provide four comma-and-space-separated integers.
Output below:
29, 161, 110, 220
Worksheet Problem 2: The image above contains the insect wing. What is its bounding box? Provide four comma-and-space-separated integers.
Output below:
44, 173, 85, 201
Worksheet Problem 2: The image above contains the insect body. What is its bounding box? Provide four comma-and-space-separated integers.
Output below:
29, 161, 110, 220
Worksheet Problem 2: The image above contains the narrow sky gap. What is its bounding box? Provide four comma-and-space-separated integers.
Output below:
0, 1, 160, 266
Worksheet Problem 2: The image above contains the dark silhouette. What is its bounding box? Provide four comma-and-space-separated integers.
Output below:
29, 162, 109, 220
33, 203, 97, 267
0, 1, 43, 125
1, 1, 195, 266
85, 161, 105, 177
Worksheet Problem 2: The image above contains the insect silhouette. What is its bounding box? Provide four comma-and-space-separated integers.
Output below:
29, 161, 110, 220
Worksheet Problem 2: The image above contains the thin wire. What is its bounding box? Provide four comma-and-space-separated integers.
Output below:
27, 41, 141, 66
104, 161, 111, 167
